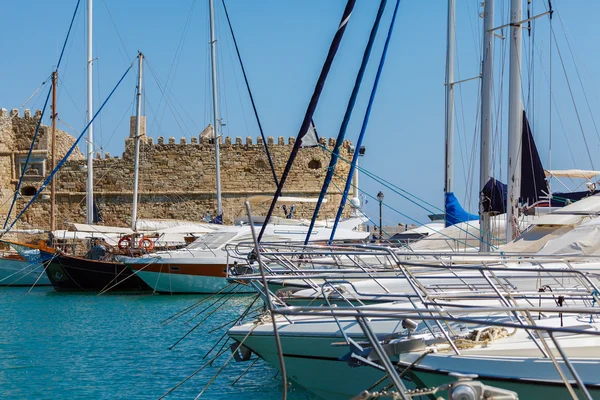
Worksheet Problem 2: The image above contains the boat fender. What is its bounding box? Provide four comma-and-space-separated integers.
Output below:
231, 342, 252, 362
139, 236, 154, 251
118, 236, 132, 250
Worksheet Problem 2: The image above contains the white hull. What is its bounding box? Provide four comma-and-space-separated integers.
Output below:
229, 329, 390, 399
0, 257, 50, 286
229, 313, 600, 399
400, 353, 600, 399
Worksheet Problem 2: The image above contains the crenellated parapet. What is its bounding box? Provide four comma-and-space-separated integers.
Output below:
121, 122, 352, 154
1, 111, 354, 227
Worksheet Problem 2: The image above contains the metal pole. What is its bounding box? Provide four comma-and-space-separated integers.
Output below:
131, 52, 143, 232
479, 0, 495, 251
444, 0, 456, 216
50, 71, 57, 232
209, 0, 223, 217
379, 199, 382, 241
352, 157, 359, 216
507, 0, 523, 242
244, 202, 287, 399
86, 0, 94, 224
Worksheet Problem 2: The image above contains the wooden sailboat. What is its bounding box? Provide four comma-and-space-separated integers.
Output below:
42, 52, 151, 292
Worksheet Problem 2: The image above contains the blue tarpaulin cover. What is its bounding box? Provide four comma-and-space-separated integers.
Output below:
445, 192, 479, 227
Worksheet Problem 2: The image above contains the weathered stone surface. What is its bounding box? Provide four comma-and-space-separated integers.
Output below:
0, 111, 353, 229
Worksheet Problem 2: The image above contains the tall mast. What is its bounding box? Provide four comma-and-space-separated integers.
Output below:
507, 0, 523, 242
443, 0, 456, 221
85, 0, 94, 224
131, 52, 144, 231
209, 0, 223, 217
50, 72, 58, 232
479, 0, 494, 251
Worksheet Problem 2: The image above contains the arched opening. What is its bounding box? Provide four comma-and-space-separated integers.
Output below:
21, 186, 37, 196
308, 159, 322, 170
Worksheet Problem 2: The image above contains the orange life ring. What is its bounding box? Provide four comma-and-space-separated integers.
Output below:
118, 236, 132, 250
139, 236, 154, 251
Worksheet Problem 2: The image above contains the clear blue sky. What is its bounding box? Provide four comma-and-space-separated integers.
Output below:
1, 0, 599, 227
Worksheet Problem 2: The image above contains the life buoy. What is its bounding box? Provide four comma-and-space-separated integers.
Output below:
118, 236, 132, 250
139, 236, 154, 251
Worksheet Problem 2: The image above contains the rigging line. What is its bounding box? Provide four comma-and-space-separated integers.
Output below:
550, 24, 595, 169
151, 0, 198, 137
549, 0, 553, 181
100, 0, 130, 63
146, 59, 199, 136
466, 81, 481, 211
555, 10, 600, 150
216, 4, 229, 138
322, 145, 503, 245
95, 56, 104, 151
491, 21, 508, 179
305, 0, 388, 245
55, 1, 83, 113
221, 0, 279, 186
57, 76, 85, 120
145, 62, 194, 137
3, 86, 52, 229
55, 0, 82, 71
529, 30, 576, 167
2, 0, 80, 226
0, 75, 51, 131
463, 0, 481, 63
220, 17, 252, 141
453, 31, 470, 196
329, 168, 479, 250
328, 174, 408, 248
61, 95, 135, 158
330, 0, 401, 242
0, 62, 134, 238
257, 0, 357, 243
144, 59, 200, 134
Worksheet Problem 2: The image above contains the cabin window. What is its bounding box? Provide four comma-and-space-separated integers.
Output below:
308, 159, 322, 170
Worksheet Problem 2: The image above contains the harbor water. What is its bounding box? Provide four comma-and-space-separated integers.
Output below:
0, 287, 310, 399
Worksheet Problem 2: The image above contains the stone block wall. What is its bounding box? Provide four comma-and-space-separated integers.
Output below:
1, 112, 355, 230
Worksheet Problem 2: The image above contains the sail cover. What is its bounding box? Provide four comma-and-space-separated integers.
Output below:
445, 192, 478, 227
521, 110, 549, 205
482, 178, 507, 214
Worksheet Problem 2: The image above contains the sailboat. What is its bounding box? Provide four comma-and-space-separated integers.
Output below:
221, 1, 600, 399
120, 197, 369, 294
41, 52, 152, 292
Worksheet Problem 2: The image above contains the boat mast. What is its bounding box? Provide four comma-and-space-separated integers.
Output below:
86, 0, 94, 224
507, 0, 523, 242
209, 0, 223, 217
443, 0, 456, 222
479, 0, 494, 251
50, 71, 57, 232
131, 52, 144, 232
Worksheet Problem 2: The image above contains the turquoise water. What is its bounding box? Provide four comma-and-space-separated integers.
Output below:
0, 287, 310, 399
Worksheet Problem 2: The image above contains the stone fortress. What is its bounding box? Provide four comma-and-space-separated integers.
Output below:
0, 108, 356, 230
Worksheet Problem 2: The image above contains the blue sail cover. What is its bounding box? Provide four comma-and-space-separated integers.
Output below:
445, 192, 479, 227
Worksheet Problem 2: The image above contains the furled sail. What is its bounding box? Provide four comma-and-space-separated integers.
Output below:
480, 111, 548, 213
521, 110, 548, 205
